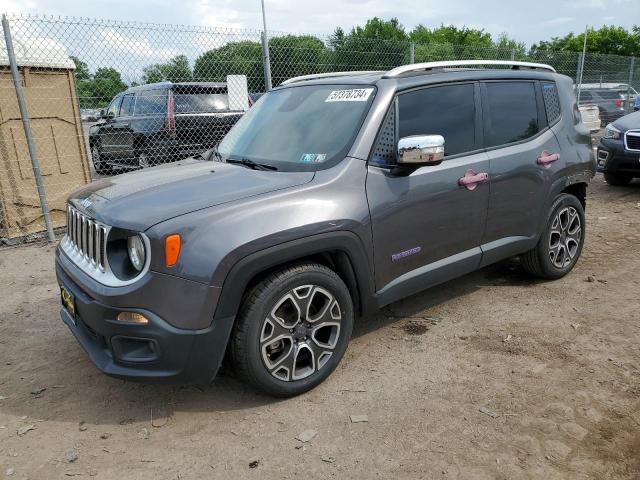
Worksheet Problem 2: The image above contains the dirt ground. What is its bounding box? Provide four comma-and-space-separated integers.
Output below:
1, 175, 639, 480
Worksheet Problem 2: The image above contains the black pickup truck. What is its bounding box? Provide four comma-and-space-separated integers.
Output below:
88, 81, 249, 174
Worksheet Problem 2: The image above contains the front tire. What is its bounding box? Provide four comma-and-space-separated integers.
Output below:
137, 149, 151, 169
604, 172, 632, 186
230, 263, 354, 397
91, 144, 110, 175
521, 193, 585, 279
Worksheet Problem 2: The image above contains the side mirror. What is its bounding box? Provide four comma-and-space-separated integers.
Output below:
397, 135, 445, 166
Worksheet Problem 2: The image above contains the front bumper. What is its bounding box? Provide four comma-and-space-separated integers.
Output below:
596, 138, 640, 175
55, 252, 234, 384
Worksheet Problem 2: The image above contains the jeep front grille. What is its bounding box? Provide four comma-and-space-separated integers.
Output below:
66, 205, 107, 270
625, 130, 640, 152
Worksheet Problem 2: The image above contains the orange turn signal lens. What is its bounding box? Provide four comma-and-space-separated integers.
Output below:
117, 312, 149, 325
165, 234, 181, 267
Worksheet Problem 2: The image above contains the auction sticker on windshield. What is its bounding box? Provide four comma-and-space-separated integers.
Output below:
299, 153, 327, 163
325, 88, 374, 102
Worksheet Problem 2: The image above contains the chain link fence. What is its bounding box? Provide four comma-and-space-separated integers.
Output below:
1, 13, 638, 241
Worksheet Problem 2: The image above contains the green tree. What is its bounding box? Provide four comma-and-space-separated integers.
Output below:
90, 67, 128, 106
530, 25, 640, 56
332, 17, 410, 70
494, 33, 527, 59
193, 41, 264, 91
409, 25, 494, 61
71, 56, 90, 81
410, 24, 493, 48
269, 35, 329, 86
142, 54, 192, 84
351, 17, 408, 42
71, 59, 128, 108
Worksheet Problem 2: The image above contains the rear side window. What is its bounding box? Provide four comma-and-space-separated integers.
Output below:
596, 90, 620, 99
580, 91, 593, 101
542, 82, 561, 124
398, 83, 476, 157
483, 82, 540, 148
134, 89, 167, 116
173, 89, 229, 113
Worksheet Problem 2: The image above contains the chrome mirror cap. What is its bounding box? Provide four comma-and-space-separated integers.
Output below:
397, 135, 445, 165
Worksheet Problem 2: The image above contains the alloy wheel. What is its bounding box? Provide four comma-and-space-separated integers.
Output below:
260, 285, 342, 382
91, 146, 101, 167
548, 206, 581, 269
138, 152, 150, 169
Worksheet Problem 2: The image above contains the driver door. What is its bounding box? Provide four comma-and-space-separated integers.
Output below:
98, 95, 123, 156
366, 82, 490, 303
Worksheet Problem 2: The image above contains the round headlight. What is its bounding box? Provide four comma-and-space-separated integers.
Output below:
127, 235, 146, 272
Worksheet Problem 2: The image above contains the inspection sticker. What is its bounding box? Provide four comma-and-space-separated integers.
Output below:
299, 153, 327, 163
325, 88, 374, 102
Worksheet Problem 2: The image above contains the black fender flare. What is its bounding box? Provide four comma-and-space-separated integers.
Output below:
212, 231, 377, 320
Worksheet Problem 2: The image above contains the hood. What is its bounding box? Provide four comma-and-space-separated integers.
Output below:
69, 159, 314, 231
612, 111, 640, 132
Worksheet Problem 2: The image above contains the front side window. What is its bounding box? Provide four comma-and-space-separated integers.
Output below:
107, 96, 122, 117
120, 94, 135, 116
134, 89, 167, 116
398, 83, 477, 157
218, 84, 375, 171
484, 81, 540, 148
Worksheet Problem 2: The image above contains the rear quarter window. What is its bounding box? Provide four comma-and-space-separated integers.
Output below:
542, 82, 561, 125
483, 81, 540, 148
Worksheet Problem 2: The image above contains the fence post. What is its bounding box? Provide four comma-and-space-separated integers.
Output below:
261, 31, 272, 91
409, 42, 415, 64
510, 48, 515, 61
2, 14, 55, 242
627, 57, 635, 113
575, 52, 584, 104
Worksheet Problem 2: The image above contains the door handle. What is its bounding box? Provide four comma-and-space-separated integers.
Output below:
115, 123, 130, 128
458, 170, 489, 191
537, 151, 560, 167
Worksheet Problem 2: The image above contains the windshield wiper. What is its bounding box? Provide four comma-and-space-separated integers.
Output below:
226, 157, 278, 171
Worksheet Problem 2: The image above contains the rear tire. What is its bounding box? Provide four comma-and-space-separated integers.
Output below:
230, 262, 353, 397
604, 172, 632, 186
521, 193, 585, 280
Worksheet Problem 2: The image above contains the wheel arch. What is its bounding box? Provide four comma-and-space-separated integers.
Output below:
561, 181, 587, 209
213, 232, 377, 322
132, 134, 147, 154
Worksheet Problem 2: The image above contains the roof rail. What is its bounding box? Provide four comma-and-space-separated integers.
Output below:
280, 70, 383, 85
384, 60, 556, 78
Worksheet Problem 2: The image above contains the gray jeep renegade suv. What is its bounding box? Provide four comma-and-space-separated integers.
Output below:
56, 60, 595, 397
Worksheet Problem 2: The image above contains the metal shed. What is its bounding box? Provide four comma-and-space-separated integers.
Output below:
0, 36, 90, 239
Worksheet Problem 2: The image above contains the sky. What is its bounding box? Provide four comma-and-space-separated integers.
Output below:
3, 0, 637, 47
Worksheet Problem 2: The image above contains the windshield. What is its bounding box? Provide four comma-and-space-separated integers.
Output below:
217, 84, 376, 171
